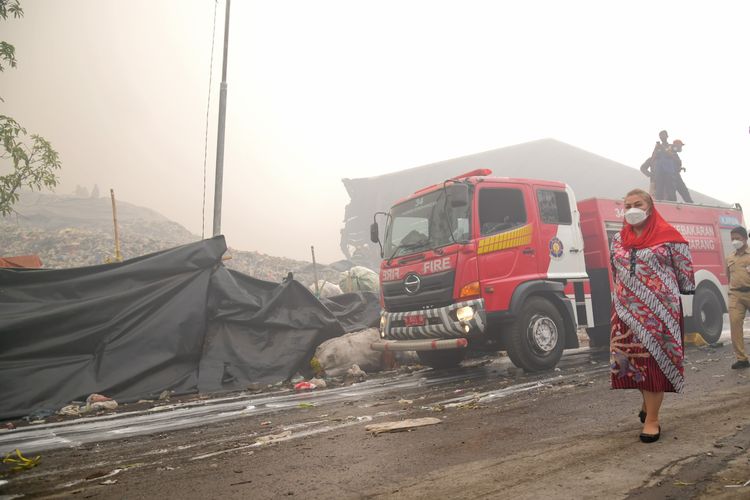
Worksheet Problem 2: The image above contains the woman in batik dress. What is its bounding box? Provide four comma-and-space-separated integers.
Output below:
610, 189, 695, 443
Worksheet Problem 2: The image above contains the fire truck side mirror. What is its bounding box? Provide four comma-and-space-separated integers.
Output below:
448, 183, 469, 208
370, 222, 380, 243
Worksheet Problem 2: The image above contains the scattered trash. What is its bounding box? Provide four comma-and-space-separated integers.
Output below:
725, 479, 750, 488
3, 449, 41, 472
254, 431, 292, 445
22, 408, 54, 423
398, 399, 413, 405
674, 480, 695, 486
446, 399, 483, 410
290, 374, 305, 384
136, 399, 154, 404
86, 394, 110, 404
159, 390, 173, 401
0, 479, 7, 487
298, 403, 315, 409
4, 422, 16, 430
294, 381, 316, 392
100, 479, 118, 485
366, 417, 442, 435
709, 341, 724, 348
684, 332, 708, 347
345, 364, 367, 384
58, 404, 81, 417
260, 421, 272, 427
314, 328, 382, 377
309, 378, 327, 389
81, 399, 118, 414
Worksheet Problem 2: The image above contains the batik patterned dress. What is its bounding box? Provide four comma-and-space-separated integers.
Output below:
610, 233, 695, 393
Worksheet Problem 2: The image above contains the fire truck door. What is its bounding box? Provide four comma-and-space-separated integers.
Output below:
475, 184, 540, 312
535, 185, 588, 280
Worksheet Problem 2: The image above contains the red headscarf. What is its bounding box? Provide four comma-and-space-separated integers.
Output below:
620, 207, 687, 249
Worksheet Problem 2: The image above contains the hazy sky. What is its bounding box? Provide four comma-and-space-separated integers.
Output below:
3, 0, 749, 263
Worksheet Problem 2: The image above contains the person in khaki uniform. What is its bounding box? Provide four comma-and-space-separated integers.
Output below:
727, 226, 750, 369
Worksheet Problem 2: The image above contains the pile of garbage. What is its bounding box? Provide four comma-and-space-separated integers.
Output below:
0, 192, 381, 288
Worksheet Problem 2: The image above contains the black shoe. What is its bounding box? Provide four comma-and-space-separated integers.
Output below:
731, 360, 750, 369
638, 410, 647, 424
640, 426, 661, 443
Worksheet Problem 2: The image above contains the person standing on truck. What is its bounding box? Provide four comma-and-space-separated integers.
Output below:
640, 130, 677, 201
609, 188, 695, 443
670, 140, 693, 203
727, 226, 750, 369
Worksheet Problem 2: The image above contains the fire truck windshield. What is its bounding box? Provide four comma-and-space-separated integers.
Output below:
384, 188, 470, 260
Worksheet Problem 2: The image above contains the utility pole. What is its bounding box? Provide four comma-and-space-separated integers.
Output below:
212, 0, 231, 236
110, 189, 123, 262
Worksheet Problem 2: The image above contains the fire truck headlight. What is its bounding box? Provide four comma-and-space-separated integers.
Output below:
456, 306, 474, 322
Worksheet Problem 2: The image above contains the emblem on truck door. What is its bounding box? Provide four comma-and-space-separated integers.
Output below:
404, 273, 421, 295
549, 237, 564, 259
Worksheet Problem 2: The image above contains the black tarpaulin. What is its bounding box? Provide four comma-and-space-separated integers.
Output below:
198, 268, 346, 392
0, 237, 381, 420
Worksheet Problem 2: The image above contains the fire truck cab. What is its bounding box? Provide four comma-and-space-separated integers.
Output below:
370, 169, 743, 372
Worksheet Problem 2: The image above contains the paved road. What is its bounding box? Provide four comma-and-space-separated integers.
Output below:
2, 329, 749, 499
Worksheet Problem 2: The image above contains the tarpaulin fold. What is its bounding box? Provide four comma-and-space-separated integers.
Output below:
0, 237, 381, 420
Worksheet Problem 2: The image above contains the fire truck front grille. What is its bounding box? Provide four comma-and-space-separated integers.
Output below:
382, 270, 455, 313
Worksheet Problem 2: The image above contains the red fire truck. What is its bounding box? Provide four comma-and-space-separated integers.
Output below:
369, 169, 744, 371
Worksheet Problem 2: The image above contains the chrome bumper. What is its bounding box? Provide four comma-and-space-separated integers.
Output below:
379, 298, 486, 340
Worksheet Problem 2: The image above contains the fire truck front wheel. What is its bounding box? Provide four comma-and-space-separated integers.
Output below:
417, 349, 467, 370
507, 296, 565, 372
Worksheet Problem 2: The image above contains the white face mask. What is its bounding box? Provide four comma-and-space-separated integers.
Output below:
624, 207, 648, 225
732, 239, 745, 251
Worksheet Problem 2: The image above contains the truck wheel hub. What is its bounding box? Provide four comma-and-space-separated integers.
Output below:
527, 314, 558, 353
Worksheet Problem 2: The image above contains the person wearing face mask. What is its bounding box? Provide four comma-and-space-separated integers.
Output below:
609, 189, 695, 443
727, 226, 750, 369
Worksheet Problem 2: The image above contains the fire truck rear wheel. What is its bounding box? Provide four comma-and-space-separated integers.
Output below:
507, 296, 565, 372
692, 287, 723, 344
417, 349, 466, 370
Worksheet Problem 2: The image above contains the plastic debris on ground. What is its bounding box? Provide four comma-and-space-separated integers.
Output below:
308, 377, 327, 389
79, 394, 118, 414
313, 328, 382, 377
58, 404, 81, 417
3, 449, 41, 472
254, 431, 292, 445
294, 381, 317, 392
159, 390, 173, 401
365, 417, 442, 435
345, 364, 367, 384
22, 409, 54, 423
